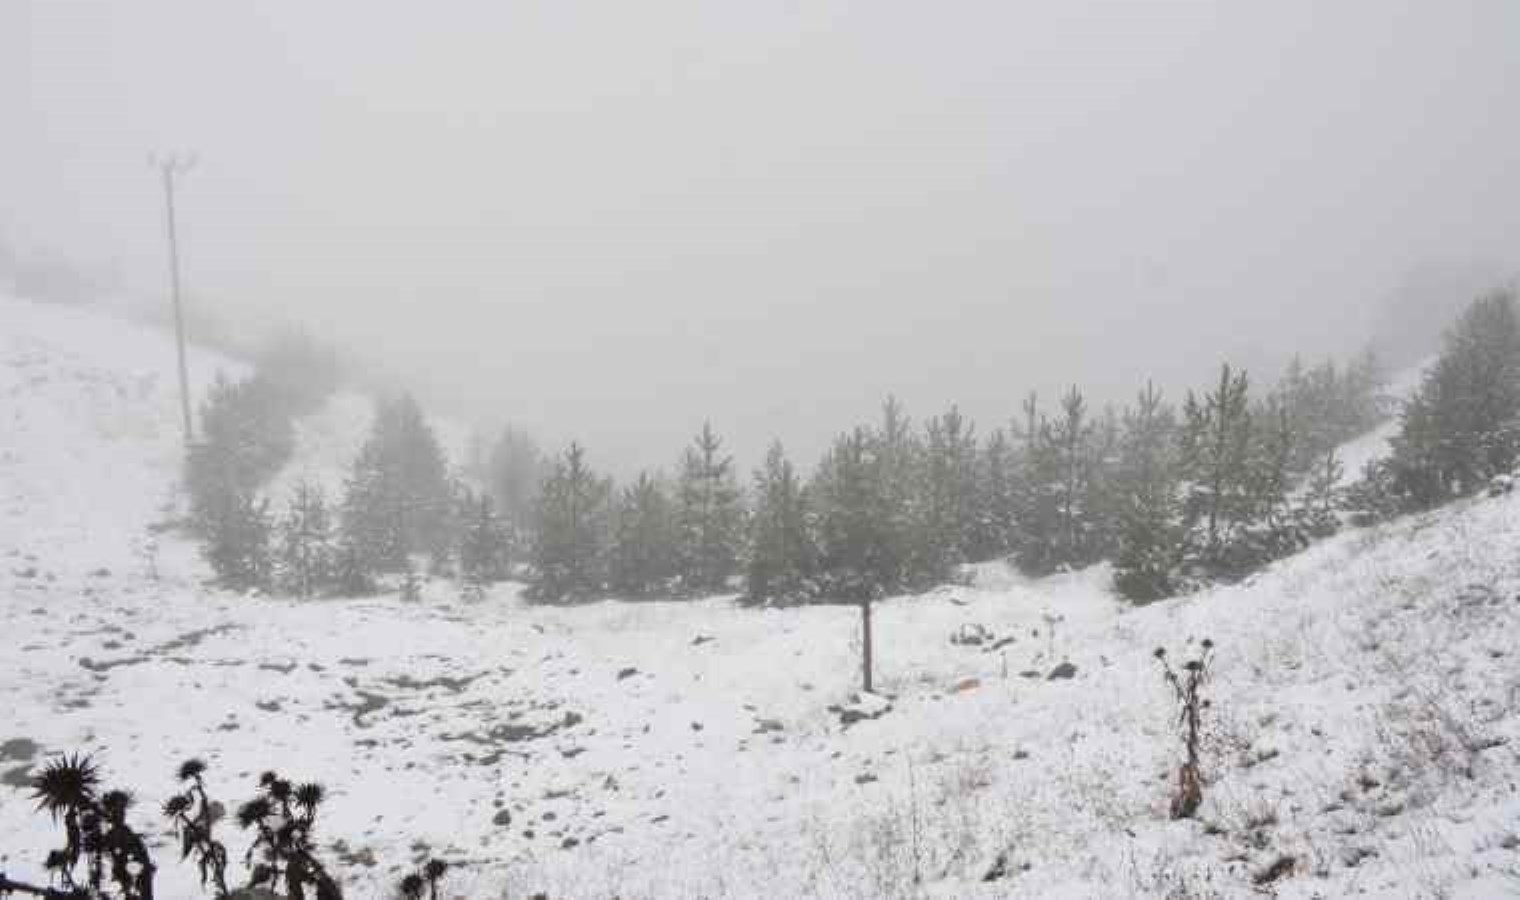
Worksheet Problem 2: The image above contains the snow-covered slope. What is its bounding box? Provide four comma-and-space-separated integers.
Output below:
3, 298, 1517, 899
1, 292, 246, 584
1331, 359, 1430, 485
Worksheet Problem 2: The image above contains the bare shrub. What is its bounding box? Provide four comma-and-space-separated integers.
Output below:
1155, 639, 1215, 819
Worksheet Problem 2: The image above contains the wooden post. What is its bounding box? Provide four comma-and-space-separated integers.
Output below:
860, 597, 873, 694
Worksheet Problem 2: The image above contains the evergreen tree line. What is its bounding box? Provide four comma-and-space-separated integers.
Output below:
521, 348, 1384, 605
1347, 288, 1520, 518
194, 327, 1413, 608
192, 388, 513, 601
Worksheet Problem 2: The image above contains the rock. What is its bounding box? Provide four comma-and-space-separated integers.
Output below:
1018, 670, 1041, 679
1252, 855, 1296, 886
3, 764, 33, 788
691, 634, 716, 646
753, 718, 784, 734
493, 809, 513, 826
617, 667, 638, 680
331, 842, 377, 868
836, 692, 892, 727
0, 738, 41, 762
982, 851, 1010, 882
1047, 662, 1078, 680
950, 623, 992, 646
1342, 845, 1377, 867
854, 773, 878, 785
561, 836, 580, 849
690, 721, 704, 732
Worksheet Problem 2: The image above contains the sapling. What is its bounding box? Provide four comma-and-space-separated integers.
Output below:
1154, 639, 1214, 820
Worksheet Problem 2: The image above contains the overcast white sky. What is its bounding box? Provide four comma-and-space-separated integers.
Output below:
6, 1, 1519, 474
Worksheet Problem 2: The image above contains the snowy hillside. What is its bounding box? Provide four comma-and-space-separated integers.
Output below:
0, 292, 245, 584
3, 297, 1518, 899
1329, 360, 1430, 487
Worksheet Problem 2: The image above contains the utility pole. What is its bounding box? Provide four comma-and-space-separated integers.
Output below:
154, 153, 196, 445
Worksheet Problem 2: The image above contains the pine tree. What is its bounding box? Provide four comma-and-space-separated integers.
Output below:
338, 440, 403, 577
1178, 364, 1255, 578
1112, 382, 1183, 602
332, 532, 375, 597
275, 481, 334, 598
458, 489, 508, 597
338, 394, 454, 576
967, 427, 1020, 561
485, 426, 546, 563
1343, 457, 1401, 526
1299, 449, 1343, 538
745, 441, 815, 605
1084, 405, 1123, 561
186, 373, 296, 533
811, 427, 895, 601
868, 397, 922, 591
809, 428, 892, 695
1015, 394, 1063, 575
1051, 386, 1098, 568
1017, 387, 1100, 574
202, 489, 273, 592
610, 472, 679, 599
1386, 290, 1520, 506
530, 442, 612, 602
1243, 397, 1302, 564
916, 405, 979, 577
674, 423, 746, 596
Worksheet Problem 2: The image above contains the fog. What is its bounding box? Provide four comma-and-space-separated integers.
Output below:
6, 1, 1519, 474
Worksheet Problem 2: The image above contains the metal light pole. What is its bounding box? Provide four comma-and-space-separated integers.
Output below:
154, 153, 196, 445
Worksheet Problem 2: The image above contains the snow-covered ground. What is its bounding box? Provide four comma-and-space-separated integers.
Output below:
3, 294, 1518, 898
